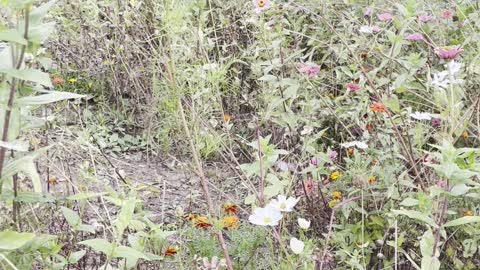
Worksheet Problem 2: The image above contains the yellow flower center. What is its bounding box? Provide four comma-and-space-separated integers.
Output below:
280, 202, 286, 209
263, 217, 271, 224
258, 0, 265, 7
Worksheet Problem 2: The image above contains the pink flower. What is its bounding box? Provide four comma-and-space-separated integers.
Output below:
406, 33, 423, 42
378, 12, 393, 22
364, 7, 372, 17
310, 158, 318, 166
441, 10, 454, 19
298, 63, 320, 78
435, 45, 463, 60
371, 25, 382, 33
418, 14, 434, 23
346, 82, 360, 92
328, 151, 338, 161
253, 0, 270, 13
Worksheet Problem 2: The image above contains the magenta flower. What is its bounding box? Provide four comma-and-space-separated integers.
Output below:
435, 45, 463, 60
253, 0, 270, 13
441, 10, 454, 19
371, 25, 382, 33
418, 14, 434, 23
346, 82, 360, 92
298, 63, 320, 78
406, 33, 423, 42
310, 158, 318, 166
378, 12, 393, 22
364, 7, 372, 17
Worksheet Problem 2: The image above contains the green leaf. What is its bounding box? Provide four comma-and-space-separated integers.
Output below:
399, 198, 419, 207
392, 209, 438, 228
15, 191, 55, 203
16, 90, 84, 105
0, 139, 29, 152
61, 207, 80, 228
113, 245, 150, 261
0, 68, 52, 87
2, 154, 42, 192
67, 192, 107, 201
0, 29, 27, 45
421, 256, 440, 270
79, 239, 114, 256
0, 231, 35, 250
29, 0, 57, 25
443, 216, 480, 227
116, 198, 136, 237
78, 224, 96, 234
68, 250, 86, 264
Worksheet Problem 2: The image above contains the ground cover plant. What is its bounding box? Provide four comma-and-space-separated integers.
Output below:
1, 0, 480, 269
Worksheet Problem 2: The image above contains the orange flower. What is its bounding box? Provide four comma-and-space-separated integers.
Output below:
462, 131, 468, 139
347, 147, 354, 157
164, 246, 178, 257
368, 176, 376, 183
464, 210, 474, 217
223, 114, 231, 122
223, 203, 238, 214
52, 77, 65, 85
194, 216, 212, 229
223, 216, 239, 230
370, 103, 386, 113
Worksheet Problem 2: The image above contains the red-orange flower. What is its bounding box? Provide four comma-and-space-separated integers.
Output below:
164, 246, 178, 257
223, 203, 238, 214
194, 216, 212, 229
370, 103, 386, 113
366, 123, 374, 133
52, 77, 65, 85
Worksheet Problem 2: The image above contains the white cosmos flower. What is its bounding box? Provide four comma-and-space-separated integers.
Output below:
297, 218, 311, 230
410, 112, 433, 120
431, 61, 463, 89
290, 237, 305, 254
340, 141, 368, 149
248, 206, 282, 226
268, 195, 300, 212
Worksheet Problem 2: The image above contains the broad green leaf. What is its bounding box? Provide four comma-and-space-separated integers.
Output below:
116, 198, 136, 237
28, 22, 56, 43
443, 216, 480, 227
67, 192, 107, 200
399, 198, 418, 207
68, 250, 86, 264
0, 139, 28, 152
0, 68, 52, 87
16, 91, 84, 105
2, 154, 42, 192
421, 256, 440, 270
0, 29, 27, 45
392, 209, 438, 228
0, 231, 35, 250
61, 207, 80, 228
113, 245, 149, 261
78, 224, 96, 234
14, 191, 55, 203
29, 0, 57, 25
79, 239, 114, 256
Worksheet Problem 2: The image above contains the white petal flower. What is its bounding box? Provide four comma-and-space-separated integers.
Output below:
446, 61, 461, 75
297, 218, 311, 230
268, 195, 300, 212
248, 206, 282, 226
359, 26, 374, 34
340, 141, 368, 149
410, 112, 433, 120
290, 237, 305, 254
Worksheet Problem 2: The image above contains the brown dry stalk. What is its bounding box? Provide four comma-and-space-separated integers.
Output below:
163, 61, 233, 269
